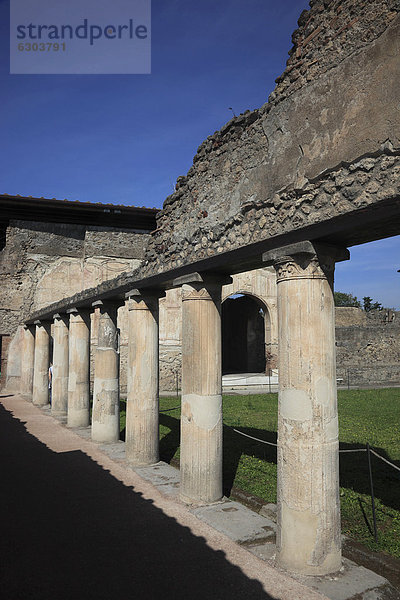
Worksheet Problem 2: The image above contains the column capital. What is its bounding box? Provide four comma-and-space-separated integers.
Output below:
33, 319, 51, 329
263, 242, 349, 283
173, 272, 232, 288
92, 299, 124, 310
126, 288, 166, 300
126, 288, 165, 311
66, 306, 91, 325
66, 306, 90, 316
53, 313, 69, 323
173, 272, 232, 303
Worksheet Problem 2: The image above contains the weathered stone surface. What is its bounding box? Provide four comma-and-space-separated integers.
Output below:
336, 318, 400, 386
126, 294, 160, 465
92, 303, 120, 442
140, 7, 400, 276
179, 278, 225, 504
32, 322, 50, 407
0, 220, 148, 338
67, 309, 90, 428
272, 244, 342, 576
1, 219, 149, 390
271, 0, 400, 108
52, 314, 69, 415
20, 325, 35, 397
335, 307, 367, 327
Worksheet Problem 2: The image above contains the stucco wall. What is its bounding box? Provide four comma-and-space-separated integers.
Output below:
2, 220, 149, 390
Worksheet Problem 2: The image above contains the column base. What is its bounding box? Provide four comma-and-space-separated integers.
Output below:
51, 409, 67, 417
276, 552, 342, 577
126, 455, 160, 467
179, 492, 225, 506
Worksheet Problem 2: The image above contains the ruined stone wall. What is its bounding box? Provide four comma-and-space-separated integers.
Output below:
335, 307, 367, 327
271, 0, 399, 107
142, 1, 400, 276
2, 220, 149, 390
335, 308, 400, 385
336, 321, 400, 386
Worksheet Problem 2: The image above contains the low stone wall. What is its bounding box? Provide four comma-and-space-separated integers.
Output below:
336, 323, 400, 386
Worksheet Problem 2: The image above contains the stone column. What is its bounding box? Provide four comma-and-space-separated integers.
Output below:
263, 242, 349, 576
67, 308, 90, 428
21, 324, 35, 398
52, 313, 69, 416
173, 273, 232, 504
125, 289, 164, 465
91, 300, 121, 443
32, 320, 50, 406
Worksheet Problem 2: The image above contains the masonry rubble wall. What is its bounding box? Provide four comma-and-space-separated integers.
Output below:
336, 321, 400, 387
141, 0, 400, 277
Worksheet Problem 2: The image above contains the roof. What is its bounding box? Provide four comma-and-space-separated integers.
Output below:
0, 194, 159, 231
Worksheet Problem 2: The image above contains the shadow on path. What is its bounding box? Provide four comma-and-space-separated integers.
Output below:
0, 403, 274, 600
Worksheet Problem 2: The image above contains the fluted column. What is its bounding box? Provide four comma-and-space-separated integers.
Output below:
32, 320, 50, 406
67, 308, 90, 428
125, 289, 163, 465
52, 313, 69, 416
21, 324, 35, 398
91, 300, 121, 443
173, 273, 232, 504
263, 242, 349, 576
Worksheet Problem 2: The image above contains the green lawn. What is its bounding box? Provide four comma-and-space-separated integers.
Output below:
121, 389, 400, 558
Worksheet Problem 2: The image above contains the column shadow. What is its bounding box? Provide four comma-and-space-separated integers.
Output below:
159, 412, 181, 464
159, 413, 400, 512
0, 403, 275, 600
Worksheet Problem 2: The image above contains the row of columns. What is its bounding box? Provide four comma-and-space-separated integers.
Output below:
20, 241, 348, 576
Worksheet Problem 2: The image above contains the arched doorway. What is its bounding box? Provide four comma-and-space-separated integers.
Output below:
222, 293, 271, 375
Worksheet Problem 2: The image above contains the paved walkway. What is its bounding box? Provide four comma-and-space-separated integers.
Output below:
0, 394, 329, 600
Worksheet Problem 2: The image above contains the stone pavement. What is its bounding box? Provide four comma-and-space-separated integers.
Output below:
0, 394, 397, 600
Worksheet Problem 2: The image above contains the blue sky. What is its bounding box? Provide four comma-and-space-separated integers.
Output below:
0, 0, 399, 308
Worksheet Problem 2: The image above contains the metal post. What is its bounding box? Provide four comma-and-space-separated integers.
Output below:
366, 443, 378, 542
347, 369, 350, 390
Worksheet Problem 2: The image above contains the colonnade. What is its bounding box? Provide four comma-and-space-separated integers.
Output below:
20, 241, 348, 577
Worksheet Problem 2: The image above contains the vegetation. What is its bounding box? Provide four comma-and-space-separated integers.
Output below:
151, 389, 400, 559
334, 291, 361, 308
334, 291, 384, 311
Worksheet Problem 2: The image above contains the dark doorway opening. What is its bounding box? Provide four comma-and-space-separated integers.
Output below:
222, 294, 268, 374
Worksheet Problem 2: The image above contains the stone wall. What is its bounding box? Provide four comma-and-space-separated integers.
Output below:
1, 219, 150, 390
142, 1, 400, 277
336, 320, 400, 386
335, 307, 367, 326
271, 0, 399, 107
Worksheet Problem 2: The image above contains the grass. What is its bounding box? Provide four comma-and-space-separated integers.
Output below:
122, 389, 400, 559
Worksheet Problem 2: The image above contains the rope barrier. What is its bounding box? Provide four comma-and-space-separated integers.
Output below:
230, 429, 400, 473
232, 428, 277, 447
163, 414, 399, 474
370, 449, 400, 473
160, 406, 180, 413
